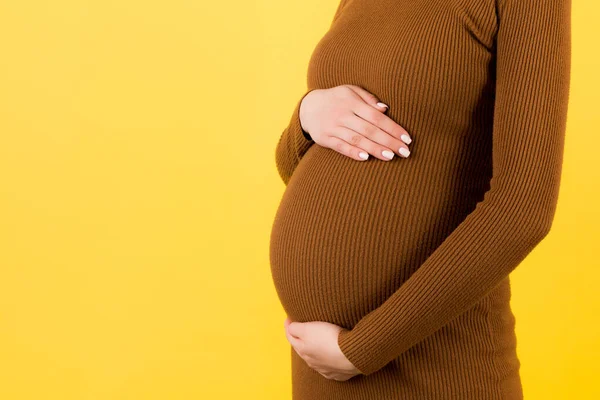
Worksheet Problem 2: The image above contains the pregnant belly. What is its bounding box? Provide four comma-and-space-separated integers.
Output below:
269, 144, 480, 327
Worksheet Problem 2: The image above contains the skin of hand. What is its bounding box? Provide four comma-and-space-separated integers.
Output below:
299, 84, 413, 161
284, 316, 362, 381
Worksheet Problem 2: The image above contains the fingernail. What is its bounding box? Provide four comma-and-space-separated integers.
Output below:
359, 152, 369, 160
376, 102, 388, 109
382, 150, 394, 159
401, 134, 412, 144
399, 147, 410, 157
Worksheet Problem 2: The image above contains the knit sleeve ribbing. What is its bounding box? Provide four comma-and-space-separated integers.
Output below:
275, 89, 316, 185
337, 0, 572, 376
274, 0, 351, 186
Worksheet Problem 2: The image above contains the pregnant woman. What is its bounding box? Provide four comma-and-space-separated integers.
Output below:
269, 0, 571, 398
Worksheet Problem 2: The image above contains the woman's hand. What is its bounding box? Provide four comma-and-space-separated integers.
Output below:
299, 84, 412, 161
284, 316, 361, 381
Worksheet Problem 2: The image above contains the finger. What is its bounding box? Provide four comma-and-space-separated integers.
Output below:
285, 326, 303, 349
343, 84, 389, 112
330, 125, 396, 161
353, 101, 412, 145
287, 321, 305, 339
342, 114, 411, 159
327, 134, 377, 161
332, 374, 353, 382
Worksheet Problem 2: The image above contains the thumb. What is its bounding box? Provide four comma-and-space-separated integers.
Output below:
287, 321, 305, 339
343, 84, 389, 112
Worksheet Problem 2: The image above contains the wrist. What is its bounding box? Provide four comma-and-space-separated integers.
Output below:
299, 89, 318, 141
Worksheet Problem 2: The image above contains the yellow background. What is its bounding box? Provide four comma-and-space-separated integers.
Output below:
0, 1, 597, 399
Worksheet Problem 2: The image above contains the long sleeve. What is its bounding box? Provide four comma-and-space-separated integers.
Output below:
275, 0, 351, 185
274, 89, 316, 185
337, 0, 572, 376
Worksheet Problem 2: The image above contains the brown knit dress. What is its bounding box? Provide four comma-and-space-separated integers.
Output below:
269, 0, 571, 398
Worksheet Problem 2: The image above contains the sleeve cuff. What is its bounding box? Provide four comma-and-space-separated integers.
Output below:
289, 89, 316, 159
338, 327, 384, 376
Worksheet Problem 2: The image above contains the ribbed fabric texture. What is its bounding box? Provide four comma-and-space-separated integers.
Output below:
270, 0, 571, 398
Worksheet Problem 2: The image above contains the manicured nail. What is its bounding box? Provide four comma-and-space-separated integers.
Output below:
376, 102, 388, 109
359, 152, 369, 160
399, 147, 410, 157
401, 134, 412, 144
382, 150, 394, 159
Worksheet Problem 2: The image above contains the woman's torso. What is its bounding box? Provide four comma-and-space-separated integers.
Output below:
270, 0, 500, 328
